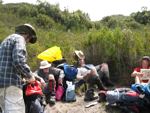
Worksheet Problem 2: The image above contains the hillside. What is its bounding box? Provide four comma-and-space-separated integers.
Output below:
1, 1, 150, 84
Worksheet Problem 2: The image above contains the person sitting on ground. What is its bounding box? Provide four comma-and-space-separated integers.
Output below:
74, 50, 114, 88
76, 58, 107, 101
131, 56, 150, 84
73, 50, 109, 101
95, 63, 114, 87
76, 58, 107, 90
35, 60, 65, 105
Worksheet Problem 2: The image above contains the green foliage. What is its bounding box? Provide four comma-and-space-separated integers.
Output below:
35, 14, 55, 29
1, 2, 150, 84
131, 10, 150, 25
84, 27, 150, 83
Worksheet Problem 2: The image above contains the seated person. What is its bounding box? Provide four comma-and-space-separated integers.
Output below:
76, 58, 106, 90
74, 50, 114, 87
96, 63, 114, 87
34, 60, 65, 105
131, 56, 150, 84
76, 58, 108, 101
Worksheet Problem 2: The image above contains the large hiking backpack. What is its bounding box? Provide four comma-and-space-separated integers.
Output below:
131, 83, 150, 95
58, 63, 78, 81
106, 88, 142, 105
105, 88, 145, 113
131, 83, 150, 108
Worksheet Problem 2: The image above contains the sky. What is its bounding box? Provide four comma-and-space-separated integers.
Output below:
3, 0, 150, 21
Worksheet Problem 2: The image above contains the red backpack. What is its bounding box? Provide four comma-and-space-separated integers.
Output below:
25, 81, 43, 96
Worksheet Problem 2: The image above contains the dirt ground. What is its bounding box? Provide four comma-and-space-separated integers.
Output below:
44, 94, 150, 113
44, 95, 121, 113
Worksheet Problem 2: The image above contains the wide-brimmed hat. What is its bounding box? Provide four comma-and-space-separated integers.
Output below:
15, 23, 37, 44
74, 50, 85, 59
40, 61, 51, 69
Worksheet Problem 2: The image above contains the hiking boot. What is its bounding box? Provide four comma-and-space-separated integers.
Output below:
45, 95, 55, 105
49, 96, 56, 106
84, 96, 98, 102
84, 88, 98, 102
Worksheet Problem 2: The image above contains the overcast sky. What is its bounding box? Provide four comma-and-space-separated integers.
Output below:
3, 0, 150, 21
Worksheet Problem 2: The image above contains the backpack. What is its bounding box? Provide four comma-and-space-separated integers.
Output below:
63, 64, 78, 81
65, 81, 76, 102
106, 88, 141, 105
25, 81, 43, 96
56, 85, 64, 101
105, 88, 147, 113
131, 83, 150, 95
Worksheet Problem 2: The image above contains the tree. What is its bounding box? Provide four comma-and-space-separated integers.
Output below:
132, 10, 150, 25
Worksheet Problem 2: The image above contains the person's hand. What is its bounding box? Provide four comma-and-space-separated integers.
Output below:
27, 75, 35, 83
48, 74, 55, 80
58, 78, 63, 85
83, 74, 89, 81
90, 69, 96, 76
22, 78, 26, 83
136, 72, 143, 77
40, 78, 46, 86
131, 71, 143, 77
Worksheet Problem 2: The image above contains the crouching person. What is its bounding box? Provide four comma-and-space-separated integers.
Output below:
35, 60, 65, 105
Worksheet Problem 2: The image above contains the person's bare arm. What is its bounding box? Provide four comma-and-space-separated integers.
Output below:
131, 71, 142, 77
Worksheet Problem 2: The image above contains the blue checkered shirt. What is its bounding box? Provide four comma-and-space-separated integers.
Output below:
0, 34, 32, 88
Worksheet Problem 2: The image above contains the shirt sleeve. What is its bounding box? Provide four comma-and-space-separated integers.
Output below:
50, 67, 65, 78
12, 36, 32, 78
134, 67, 141, 72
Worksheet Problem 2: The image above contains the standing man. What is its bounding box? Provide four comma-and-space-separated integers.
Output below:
0, 24, 37, 113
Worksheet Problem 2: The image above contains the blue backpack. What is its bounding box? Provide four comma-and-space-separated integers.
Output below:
131, 83, 150, 95
63, 64, 78, 81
